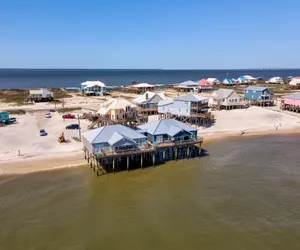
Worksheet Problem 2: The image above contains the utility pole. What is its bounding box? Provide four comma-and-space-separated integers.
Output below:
77, 114, 81, 139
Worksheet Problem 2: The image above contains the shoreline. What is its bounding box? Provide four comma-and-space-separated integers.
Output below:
1, 127, 300, 176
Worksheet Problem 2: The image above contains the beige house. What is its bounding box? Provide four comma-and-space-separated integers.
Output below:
209, 88, 245, 109
97, 98, 137, 121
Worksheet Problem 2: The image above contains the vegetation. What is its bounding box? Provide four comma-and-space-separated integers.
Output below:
56, 107, 82, 114
8, 109, 26, 115
0, 89, 29, 105
49, 88, 73, 99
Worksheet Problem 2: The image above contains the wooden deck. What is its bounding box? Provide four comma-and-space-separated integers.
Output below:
94, 138, 203, 159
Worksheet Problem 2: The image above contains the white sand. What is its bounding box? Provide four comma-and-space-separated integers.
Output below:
2, 91, 300, 174
199, 106, 300, 139
0, 111, 90, 163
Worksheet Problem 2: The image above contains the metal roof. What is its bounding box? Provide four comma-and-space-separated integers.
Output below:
108, 132, 137, 146
137, 119, 197, 136
179, 80, 198, 86
175, 94, 208, 102
212, 88, 234, 99
132, 91, 167, 104
82, 124, 146, 144
158, 99, 173, 106
284, 93, 300, 100
81, 81, 106, 87
245, 86, 268, 91
167, 125, 189, 137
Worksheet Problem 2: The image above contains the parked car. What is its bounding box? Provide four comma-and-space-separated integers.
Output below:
62, 114, 75, 119
45, 113, 52, 118
9, 117, 16, 123
40, 129, 47, 136
66, 124, 79, 130
49, 109, 56, 112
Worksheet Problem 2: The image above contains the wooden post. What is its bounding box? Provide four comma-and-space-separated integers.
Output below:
175, 147, 178, 160
199, 143, 202, 156
84, 148, 86, 160
187, 146, 190, 157
152, 152, 155, 166
127, 156, 129, 172
113, 158, 115, 174
141, 154, 143, 169
163, 149, 166, 160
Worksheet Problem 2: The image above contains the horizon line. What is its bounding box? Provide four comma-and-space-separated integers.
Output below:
1, 67, 300, 71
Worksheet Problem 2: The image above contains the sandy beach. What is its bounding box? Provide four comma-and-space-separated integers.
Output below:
1, 90, 300, 175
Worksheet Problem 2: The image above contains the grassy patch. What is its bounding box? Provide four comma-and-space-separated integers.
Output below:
49, 88, 73, 99
0, 89, 29, 105
56, 107, 82, 114
8, 109, 26, 115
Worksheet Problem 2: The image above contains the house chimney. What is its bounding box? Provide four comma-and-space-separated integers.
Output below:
145, 93, 149, 100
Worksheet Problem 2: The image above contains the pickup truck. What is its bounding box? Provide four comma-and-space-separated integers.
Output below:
62, 114, 75, 119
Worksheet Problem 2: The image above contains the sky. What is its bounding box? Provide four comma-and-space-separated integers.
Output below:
1, 0, 300, 69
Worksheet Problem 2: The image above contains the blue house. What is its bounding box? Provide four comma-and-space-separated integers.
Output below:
0, 111, 9, 123
82, 124, 147, 153
244, 86, 273, 101
137, 119, 197, 143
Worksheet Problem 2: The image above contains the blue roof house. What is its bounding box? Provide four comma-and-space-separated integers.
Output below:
244, 86, 273, 101
137, 119, 197, 143
82, 124, 147, 153
158, 94, 209, 117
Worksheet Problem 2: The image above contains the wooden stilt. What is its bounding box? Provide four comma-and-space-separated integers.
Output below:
141, 153, 143, 169
187, 146, 190, 157
152, 152, 155, 166
113, 158, 115, 174
127, 156, 129, 171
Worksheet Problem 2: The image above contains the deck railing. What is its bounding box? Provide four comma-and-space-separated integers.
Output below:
94, 138, 203, 158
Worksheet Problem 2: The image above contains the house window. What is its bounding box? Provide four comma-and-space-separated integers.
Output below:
156, 135, 163, 142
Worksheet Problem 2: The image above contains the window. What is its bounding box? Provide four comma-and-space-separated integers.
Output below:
156, 135, 164, 142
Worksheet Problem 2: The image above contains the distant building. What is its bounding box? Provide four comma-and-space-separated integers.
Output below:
209, 88, 245, 109
0, 111, 9, 123
158, 94, 209, 117
97, 98, 137, 121
197, 79, 213, 90
267, 77, 284, 84
223, 78, 237, 85
28, 89, 54, 101
282, 94, 300, 112
81, 81, 106, 96
237, 75, 257, 84
207, 78, 220, 85
82, 124, 147, 153
288, 77, 300, 87
132, 91, 167, 115
244, 86, 273, 106
137, 119, 197, 143
131, 83, 155, 93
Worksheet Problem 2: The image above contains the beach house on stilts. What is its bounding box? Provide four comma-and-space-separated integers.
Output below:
209, 88, 246, 110
244, 86, 274, 106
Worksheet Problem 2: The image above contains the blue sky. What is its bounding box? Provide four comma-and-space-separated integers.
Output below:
1, 0, 300, 69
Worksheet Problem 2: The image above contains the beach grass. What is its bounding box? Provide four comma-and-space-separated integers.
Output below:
8, 109, 26, 115
0, 89, 29, 105
56, 107, 82, 114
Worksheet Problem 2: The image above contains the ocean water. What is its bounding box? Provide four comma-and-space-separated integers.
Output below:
1, 69, 300, 89
1, 134, 300, 249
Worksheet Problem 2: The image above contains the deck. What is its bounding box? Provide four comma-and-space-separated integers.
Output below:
94, 138, 203, 159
